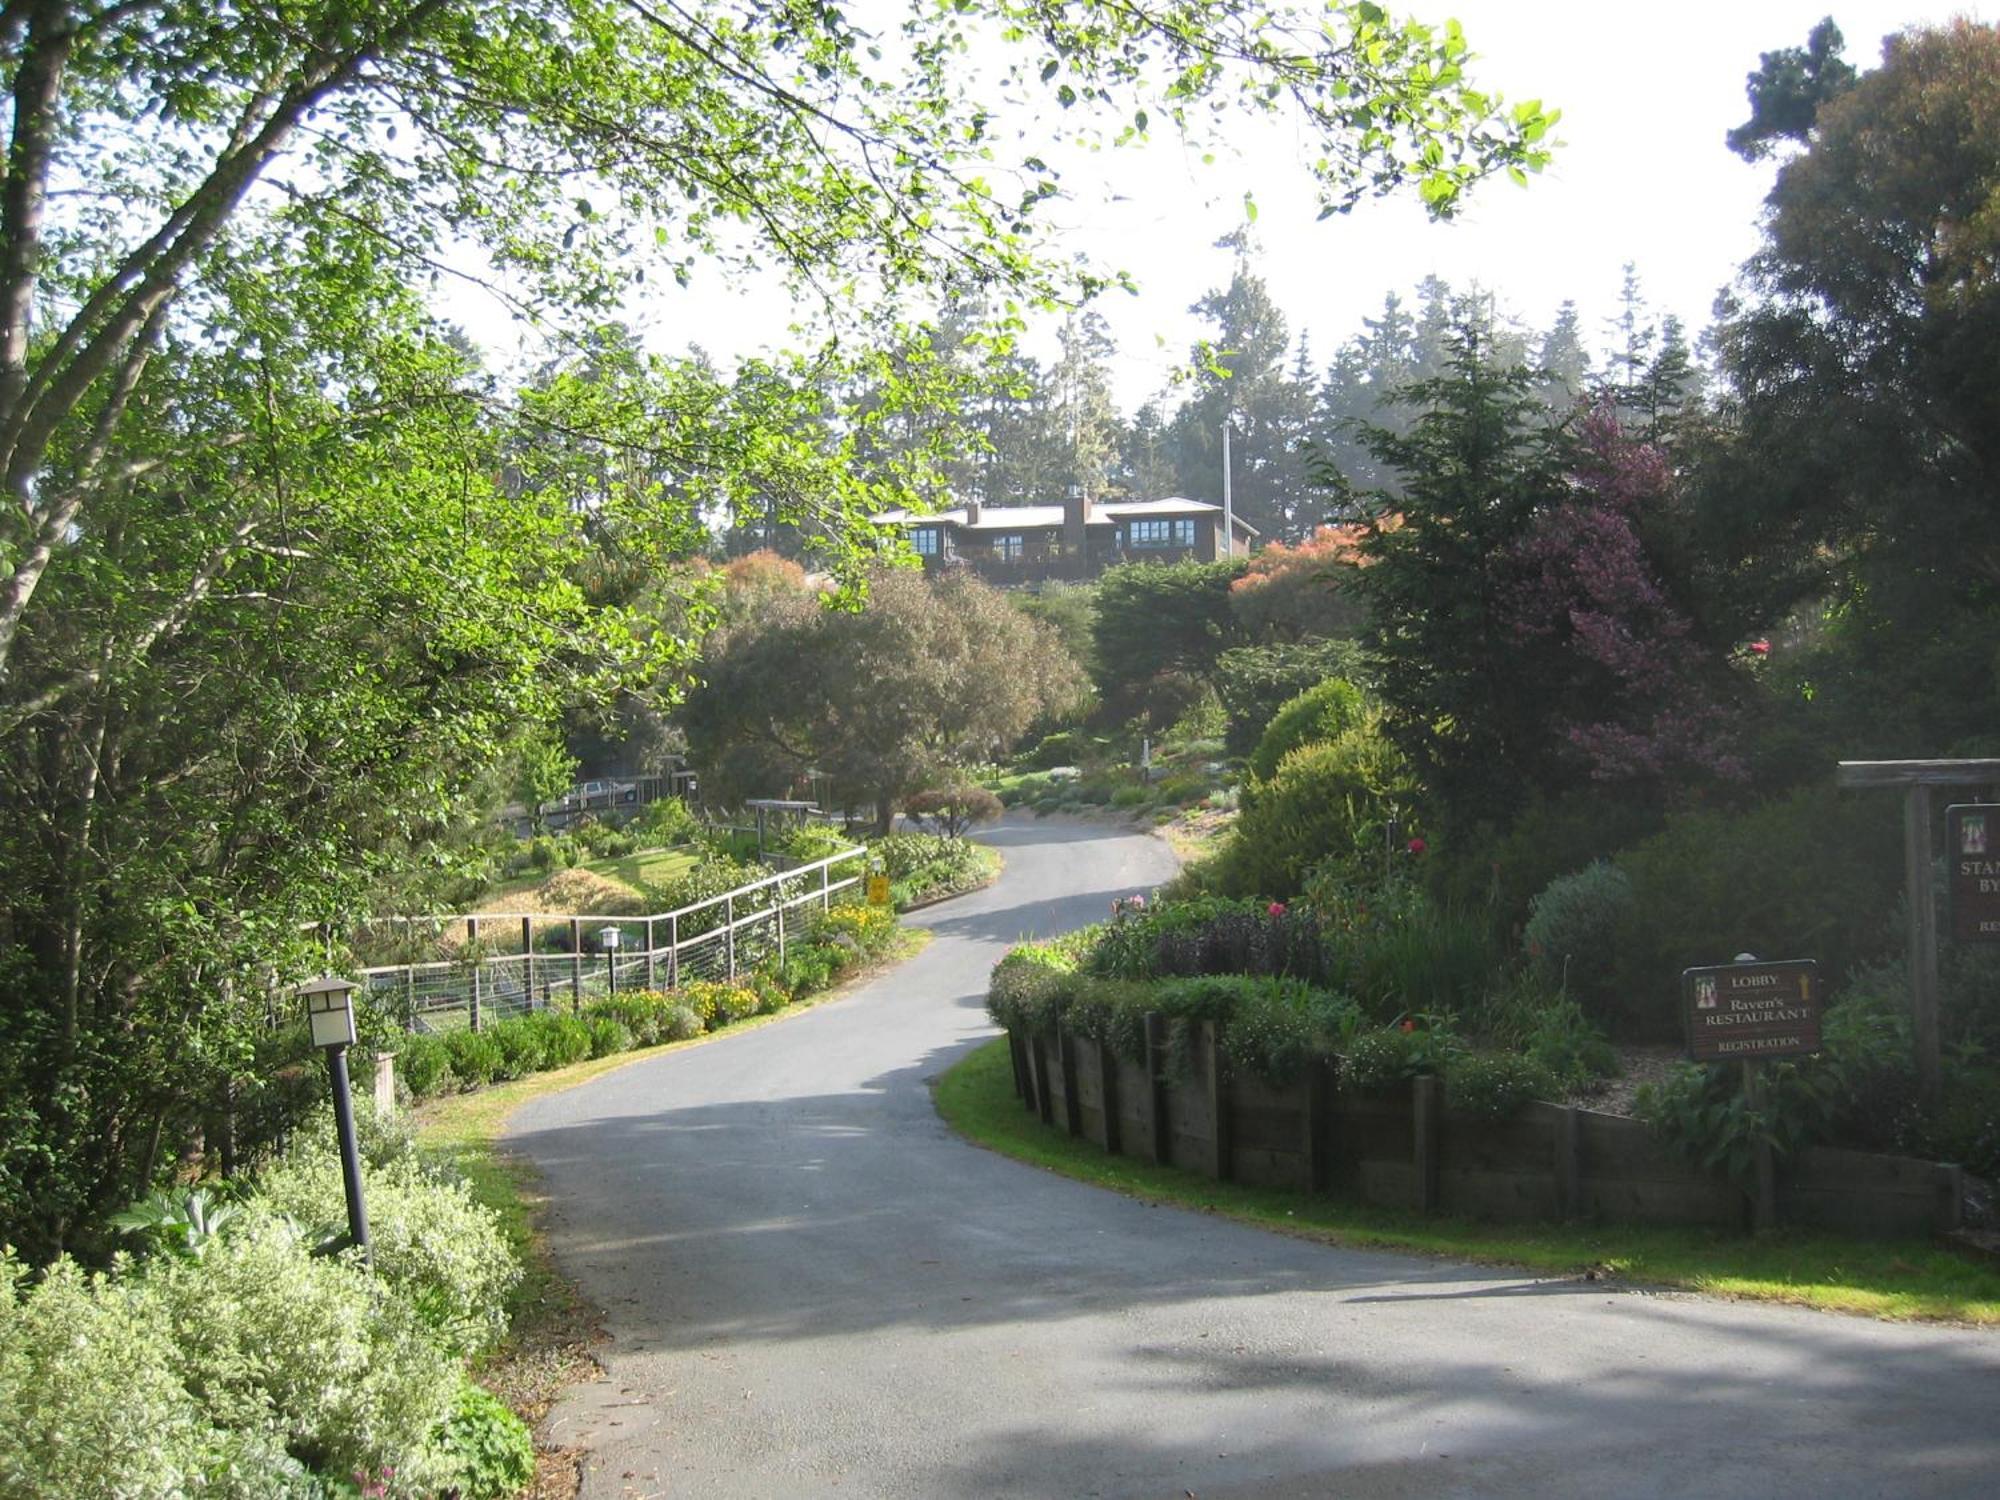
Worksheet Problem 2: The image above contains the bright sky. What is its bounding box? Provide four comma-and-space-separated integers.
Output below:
446, 2, 1979, 412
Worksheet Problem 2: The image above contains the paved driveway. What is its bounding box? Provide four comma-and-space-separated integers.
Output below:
510, 815, 2000, 1498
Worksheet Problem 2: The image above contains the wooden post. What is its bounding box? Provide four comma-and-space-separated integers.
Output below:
1301, 1059, 1327, 1193
1034, 1033, 1054, 1125
1205, 1021, 1231, 1182
1906, 782, 1942, 1111
1145, 1013, 1171, 1166
777, 899, 786, 966
1008, 1032, 1027, 1102
644, 917, 656, 989
1058, 1027, 1083, 1137
1556, 1106, 1583, 1221
521, 916, 534, 1010
821, 858, 831, 913
1098, 1035, 1121, 1154
1940, 1163, 1965, 1233
1744, 1061, 1778, 1234
1835, 760, 2000, 1112
467, 916, 482, 1032
1413, 1075, 1441, 1213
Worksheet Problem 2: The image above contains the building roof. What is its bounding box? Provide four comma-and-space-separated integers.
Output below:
872, 496, 1259, 537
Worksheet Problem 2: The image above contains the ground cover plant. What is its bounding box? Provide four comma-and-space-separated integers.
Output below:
0, 1109, 529, 1497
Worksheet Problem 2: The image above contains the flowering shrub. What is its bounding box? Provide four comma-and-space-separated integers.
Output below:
1446, 1052, 1560, 1120
254, 1124, 518, 1359
813, 900, 898, 955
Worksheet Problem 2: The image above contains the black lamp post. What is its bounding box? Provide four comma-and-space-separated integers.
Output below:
299, 974, 371, 1266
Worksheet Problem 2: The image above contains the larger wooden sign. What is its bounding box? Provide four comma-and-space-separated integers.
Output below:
1682, 960, 1821, 1063
1947, 804, 2000, 943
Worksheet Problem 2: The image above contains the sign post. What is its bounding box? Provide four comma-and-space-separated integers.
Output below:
1683, 956, 1821, 1234
1946, 804, 2000, 942
1838, 760, 2000, 1111
1681, 959, 1821, 1064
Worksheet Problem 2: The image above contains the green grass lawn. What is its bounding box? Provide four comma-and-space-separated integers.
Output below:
935, 1036, 2000, 1326
476, 843, 701, 912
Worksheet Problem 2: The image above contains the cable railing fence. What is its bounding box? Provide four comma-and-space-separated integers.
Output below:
356, 846, 868, 1034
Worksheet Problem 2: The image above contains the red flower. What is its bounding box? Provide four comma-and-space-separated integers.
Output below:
1400, 1019, 1416, 1033
1267, 901, 1286, 918
1406, 837, 1427, 855
1749, 638, 1771, 656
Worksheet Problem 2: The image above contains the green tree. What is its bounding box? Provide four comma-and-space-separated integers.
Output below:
1725, 16, 1858, 161
1171, 240, 1320, 540
1344, 306, 1570, 828
0, 1, 1557, 685
1703, 20, 2000, 757
1092, 557, 1247, 722
683, 568, 1086, 831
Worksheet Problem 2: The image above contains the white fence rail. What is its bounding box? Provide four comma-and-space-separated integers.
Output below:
357, 847, 868, 1033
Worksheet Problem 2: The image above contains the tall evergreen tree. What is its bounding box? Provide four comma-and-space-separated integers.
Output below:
1171, 236, 1318, 538
1346, 304, 1571, 828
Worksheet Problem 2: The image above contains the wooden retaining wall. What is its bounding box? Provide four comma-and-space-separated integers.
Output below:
1007, 1021, 1962, 1239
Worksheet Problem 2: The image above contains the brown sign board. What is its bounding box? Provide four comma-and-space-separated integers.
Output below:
1682, 960, 1821, 1063
1947, 804, 2000, 943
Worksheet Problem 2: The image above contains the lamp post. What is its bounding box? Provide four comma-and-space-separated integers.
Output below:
298, 975, 370, 1265
600, 924, 622, 996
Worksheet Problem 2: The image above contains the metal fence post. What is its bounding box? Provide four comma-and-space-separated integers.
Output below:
726, 894, 736, 980
668, 912, 679, 989
777, 899, 786, 965
644, 916, 656, 989
570, 917, 582, 1001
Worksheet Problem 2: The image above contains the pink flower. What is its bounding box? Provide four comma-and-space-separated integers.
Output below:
1400, 1019, 1416, 1034
1749, 638, 1771, 656
1406, 837, 1427, 856
1267, 902, 1286, 918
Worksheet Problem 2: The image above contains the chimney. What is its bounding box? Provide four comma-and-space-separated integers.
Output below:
1062, 483, 1087, 557
964, 496, 982, 527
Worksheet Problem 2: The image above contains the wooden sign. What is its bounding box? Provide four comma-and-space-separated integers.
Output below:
866, 874, 891, 906
1947, 804, 2000, 942
1682, 960, 1821, 1063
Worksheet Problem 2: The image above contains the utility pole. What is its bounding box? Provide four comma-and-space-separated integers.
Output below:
1221, 417, 1235, 559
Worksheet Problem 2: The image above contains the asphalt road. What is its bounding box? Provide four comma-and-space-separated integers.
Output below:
510, 815, 2000, 1499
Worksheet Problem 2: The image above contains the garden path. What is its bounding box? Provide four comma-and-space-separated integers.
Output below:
509, 814, 2000, 1499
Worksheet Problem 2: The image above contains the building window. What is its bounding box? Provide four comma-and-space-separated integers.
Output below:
911, 527, 940, 556
1128, 518, 1196, 549
995, 534, 1024, 561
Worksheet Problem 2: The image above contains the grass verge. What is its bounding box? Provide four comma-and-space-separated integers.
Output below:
416, 925, 932, 1494
935, 1036, 2000, 1326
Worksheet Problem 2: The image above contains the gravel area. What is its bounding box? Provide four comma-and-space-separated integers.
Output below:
1567, 1043, 1685, 1117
